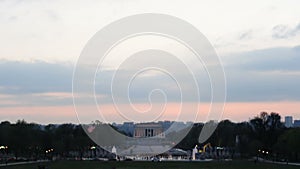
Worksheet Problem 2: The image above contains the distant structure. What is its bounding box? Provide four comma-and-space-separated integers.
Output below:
294, 120, 300, 128
285, 116, 293, 128
134, 123, 164, 138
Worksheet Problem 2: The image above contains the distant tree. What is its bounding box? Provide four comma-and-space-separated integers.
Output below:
73, 125, 92, 159
0, 121, 11, 146
250, 112, 284, 150
54, 124, 75, 157
0, 115, 298, 162
235, 122, 253, 157
214, 120, 236, 147
274, 128, 300, 162
176, 123, 203, 150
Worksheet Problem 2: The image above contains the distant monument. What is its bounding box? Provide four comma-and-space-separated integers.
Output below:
192, 145, 198, 160
112, 146, 117, 159
134, 123, 164, 138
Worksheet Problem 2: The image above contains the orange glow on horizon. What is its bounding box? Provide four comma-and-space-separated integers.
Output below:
0, 101, 299, 124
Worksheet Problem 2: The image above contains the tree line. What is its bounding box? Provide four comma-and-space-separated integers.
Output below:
0, 112, 299, 162
177, 112, 300, 162
0, 120, 93, 161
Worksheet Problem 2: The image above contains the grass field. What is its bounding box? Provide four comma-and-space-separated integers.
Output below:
1, 160, 299, 169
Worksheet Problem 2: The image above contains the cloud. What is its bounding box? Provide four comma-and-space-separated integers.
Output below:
0, 60, 73, 94
224, 45, 300, 102
272, 23, 300, 39
224, 45, 300, 72
238, 30, 253, 40
1, 45, 300, 107
0, 61, 75, 107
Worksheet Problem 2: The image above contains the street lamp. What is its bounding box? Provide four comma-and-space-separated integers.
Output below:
0, 146, 8, 150
90, 146, 97, 158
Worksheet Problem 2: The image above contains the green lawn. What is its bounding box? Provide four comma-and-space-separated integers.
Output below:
1, 160, 299, 169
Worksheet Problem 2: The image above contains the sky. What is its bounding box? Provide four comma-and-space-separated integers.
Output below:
0, 0, 300, 124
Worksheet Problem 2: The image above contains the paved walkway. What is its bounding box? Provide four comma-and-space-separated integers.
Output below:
1, 159, 299, 167
264, 160, 300, 166
0, 160, 48, 167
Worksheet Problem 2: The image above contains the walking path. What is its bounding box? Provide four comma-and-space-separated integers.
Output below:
264, 160, 300, 166
0, 160, 48, 167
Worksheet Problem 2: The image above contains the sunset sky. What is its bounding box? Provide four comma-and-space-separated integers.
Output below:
0, 0, 300, 124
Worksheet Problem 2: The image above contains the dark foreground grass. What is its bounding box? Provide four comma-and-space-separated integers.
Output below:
1, 160, 299, 169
